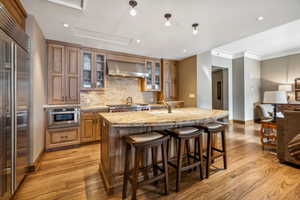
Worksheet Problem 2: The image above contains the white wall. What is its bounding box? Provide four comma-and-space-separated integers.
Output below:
197, 51, 212, 109
197, 52, 233, 119
244, 57, 261, 121
26, 15, 47, 164
232, 57, 245, 121
232, 56, 261, 122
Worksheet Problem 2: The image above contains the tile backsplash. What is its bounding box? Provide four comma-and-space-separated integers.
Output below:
80, 76, 157, 106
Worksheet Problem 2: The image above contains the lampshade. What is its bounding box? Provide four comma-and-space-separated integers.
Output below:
278, 84, 292, 92
263, 91, 288, 104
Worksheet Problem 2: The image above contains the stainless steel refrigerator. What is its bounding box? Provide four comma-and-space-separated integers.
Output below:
0, 3, 30, 200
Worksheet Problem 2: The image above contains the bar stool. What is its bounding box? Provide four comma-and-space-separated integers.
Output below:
166, 127, 204, 192
122, 132, 170, 200
199, 122, 227, 178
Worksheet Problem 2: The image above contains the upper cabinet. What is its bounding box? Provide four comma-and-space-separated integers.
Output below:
48, 43, 80, 104
81, 50, 106, 90
142, 60, 161, 91
159, 59, 178, 101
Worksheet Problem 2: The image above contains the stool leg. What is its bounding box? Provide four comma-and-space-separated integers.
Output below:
140, 148, 149, 181
132, 148, 140, 200
221, 130, 228, 169
194, 138, 198, 171
206, 133, 212, 178
151, 146, 158, 184
166, 138, 170, 160
211, 134, 215, 164
161, 141, 169, 195
176, 138, 184, 192
185, 140, 191, 172
122, 144, 130, 200
197, 135, 204, 180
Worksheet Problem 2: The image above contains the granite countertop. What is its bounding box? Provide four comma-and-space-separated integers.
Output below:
80, 105, 109, 111
99, 108, 228, 127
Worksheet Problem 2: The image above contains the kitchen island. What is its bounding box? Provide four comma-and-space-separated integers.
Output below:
98, 108, 228, 194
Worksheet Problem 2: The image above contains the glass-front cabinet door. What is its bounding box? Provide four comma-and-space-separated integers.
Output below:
145, 61, 153, 90
82, 51, 93, 89
81, 50, 106, 90
154, 62, 161, 90
143, 60, 161, 91
95, 53, 105, 89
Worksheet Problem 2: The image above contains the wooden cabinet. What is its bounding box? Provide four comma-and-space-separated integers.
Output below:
0, 0, 27, 29
81, 50, 106, 90
80, 111, 101, 143
48, 43, 80, 104
46, 127, 80, 151
142, 60, 161, 91
158, 59, 178, 102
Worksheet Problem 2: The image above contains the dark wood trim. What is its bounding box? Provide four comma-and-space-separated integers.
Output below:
0, 0, 27, 29
27, 150, 44, 173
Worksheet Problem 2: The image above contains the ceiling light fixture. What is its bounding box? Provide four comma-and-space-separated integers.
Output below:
63, 23, 69, 28
129, 0, 138, 16
192, 23, 199, 35
164, 13, 172, 27
136, 39, 141, 43
257, 16, 264, 21
183, 49, 187, 53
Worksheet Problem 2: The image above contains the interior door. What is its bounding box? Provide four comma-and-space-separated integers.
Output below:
0, 29, 13, 199
15, 44, 30, 191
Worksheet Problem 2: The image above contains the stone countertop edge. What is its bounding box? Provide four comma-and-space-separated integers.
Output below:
99, 109, 229, 128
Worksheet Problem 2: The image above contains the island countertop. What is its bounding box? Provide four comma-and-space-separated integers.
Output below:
99, 108, 228, 127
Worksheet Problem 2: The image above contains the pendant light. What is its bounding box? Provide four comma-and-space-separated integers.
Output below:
164, 13, 172, 27
192, 23, 199, 35
129, 0, 138, 16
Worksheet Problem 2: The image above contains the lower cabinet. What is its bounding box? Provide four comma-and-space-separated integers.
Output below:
46, 127, 80, 151
80, 111, 101, 143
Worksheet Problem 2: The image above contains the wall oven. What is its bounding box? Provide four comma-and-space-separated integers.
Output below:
48, 107, 80, 128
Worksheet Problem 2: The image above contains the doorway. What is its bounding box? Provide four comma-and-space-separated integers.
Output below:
212, 66, 229, 110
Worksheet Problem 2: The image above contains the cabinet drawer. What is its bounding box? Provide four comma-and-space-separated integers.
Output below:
46, 127, 80, 150
51, 129, 78, 143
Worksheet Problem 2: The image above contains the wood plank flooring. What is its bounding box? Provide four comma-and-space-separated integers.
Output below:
14, 124, 300, 200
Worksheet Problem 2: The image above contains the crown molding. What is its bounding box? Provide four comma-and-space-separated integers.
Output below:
232, 51, 261, 60
211, 50, 233, 59
261, 48, 300, 60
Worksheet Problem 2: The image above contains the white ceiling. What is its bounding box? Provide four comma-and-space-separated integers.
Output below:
21, 0, 300, 59
214, 19, 300, 60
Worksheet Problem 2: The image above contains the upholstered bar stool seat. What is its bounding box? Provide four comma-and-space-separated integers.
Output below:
123, 132, 169, 200
128, 132, 164, 143
172, 127, 199, 135
165, 127, 205, 192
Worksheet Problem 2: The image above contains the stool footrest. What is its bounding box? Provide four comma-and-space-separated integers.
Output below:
212, 147, 225, 153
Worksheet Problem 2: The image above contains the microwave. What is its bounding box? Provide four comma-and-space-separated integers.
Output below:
48, 107, 80, 129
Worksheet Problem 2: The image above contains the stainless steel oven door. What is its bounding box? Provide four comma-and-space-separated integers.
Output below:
48, 111, 80, 128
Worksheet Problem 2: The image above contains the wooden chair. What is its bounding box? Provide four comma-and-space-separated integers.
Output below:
199, 122, 227, 178
122, 132, 170, 200
165, 127, 205, 192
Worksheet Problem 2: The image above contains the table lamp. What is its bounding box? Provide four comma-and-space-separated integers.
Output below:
278, 84, 292, 101
263, 91, 288, 121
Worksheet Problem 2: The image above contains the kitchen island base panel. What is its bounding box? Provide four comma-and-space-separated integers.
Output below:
99, 108, 228, 194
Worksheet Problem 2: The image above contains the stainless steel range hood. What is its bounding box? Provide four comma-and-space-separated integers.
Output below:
107, 60, 148, 78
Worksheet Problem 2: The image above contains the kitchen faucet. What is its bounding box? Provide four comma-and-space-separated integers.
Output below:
163, 100, 172, 113
126, 97, 133, 105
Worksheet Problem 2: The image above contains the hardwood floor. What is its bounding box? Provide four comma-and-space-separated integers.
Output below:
14, 124, 300, 200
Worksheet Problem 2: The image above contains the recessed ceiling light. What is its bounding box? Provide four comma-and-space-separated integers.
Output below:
164, 13, 172, 27
129, 0, 138, 16
183, 49, 187, 53
136, 39, 141, 43
63, 23, 69, 28
257, 16, 264, 21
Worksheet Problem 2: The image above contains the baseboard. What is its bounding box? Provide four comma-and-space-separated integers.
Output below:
232, 120, 255, 125
27, 150, 44, 173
